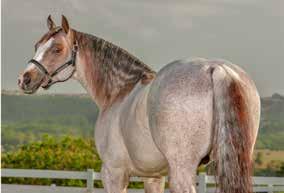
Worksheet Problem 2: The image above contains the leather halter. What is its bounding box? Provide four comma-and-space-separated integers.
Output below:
28, 38, 78, 88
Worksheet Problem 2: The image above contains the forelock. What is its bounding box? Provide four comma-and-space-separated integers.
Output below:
35, 27, 62, 50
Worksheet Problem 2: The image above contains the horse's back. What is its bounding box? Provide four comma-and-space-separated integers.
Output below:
148, 58, 214, 105
148, 58, 215, 122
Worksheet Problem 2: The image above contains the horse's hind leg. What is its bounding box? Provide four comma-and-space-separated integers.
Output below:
148, 71, 213, 192
167, 156, 201, 193
143, 177, 165, 193
150, 107, 212, 193
151, 125, 211, 193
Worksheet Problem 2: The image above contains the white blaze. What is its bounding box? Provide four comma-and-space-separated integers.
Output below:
34, 38, 54, 61
26, 38, 54, 71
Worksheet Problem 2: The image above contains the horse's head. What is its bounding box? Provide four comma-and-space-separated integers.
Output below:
18, 15, 77, 94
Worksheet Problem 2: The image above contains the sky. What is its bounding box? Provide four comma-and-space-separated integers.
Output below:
2, 0, 284, 96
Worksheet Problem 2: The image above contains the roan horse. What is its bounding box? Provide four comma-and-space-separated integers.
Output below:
18, 15, 260, 193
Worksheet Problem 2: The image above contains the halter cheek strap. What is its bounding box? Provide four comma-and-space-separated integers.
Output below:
28, 42, 78, 88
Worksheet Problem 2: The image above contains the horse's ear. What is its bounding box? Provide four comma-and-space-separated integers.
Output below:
47, 15, 56, 30
61, 15, 70, 34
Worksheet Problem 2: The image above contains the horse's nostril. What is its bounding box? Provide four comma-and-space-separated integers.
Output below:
18, 78, 21, 85
23, 73, 31, 85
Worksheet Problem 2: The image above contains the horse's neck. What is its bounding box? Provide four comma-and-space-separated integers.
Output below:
73, 31, 156, 110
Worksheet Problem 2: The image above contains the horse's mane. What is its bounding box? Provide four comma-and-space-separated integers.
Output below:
75, 31, 156, 107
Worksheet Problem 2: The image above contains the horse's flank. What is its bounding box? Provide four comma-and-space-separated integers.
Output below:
74, 30, 156, 109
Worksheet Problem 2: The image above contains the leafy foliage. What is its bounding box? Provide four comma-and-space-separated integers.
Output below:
2, 118, 92, 151
2, 135, 102, 187
2, 135, 146, 188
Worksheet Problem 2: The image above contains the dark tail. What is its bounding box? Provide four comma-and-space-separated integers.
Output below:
211, 65, 253, 193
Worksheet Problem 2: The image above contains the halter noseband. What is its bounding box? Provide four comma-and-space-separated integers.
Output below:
28, 40, 78, 88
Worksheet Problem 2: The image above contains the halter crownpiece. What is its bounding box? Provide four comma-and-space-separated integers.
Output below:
28, 40, 78, 88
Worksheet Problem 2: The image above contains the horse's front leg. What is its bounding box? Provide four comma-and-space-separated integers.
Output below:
143, 177, 165, 193
101, 164, 129, 193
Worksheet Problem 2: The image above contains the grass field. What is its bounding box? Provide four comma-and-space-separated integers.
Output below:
254, 149, 284, 169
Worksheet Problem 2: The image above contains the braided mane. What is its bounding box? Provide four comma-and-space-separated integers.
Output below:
75, 31, 156, 108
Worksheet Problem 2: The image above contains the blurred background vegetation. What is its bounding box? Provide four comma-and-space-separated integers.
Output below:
1, 90, 284, 187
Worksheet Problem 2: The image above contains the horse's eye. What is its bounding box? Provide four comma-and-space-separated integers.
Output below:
53, 48, 62, 54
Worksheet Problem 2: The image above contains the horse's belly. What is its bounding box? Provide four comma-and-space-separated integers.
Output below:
121, 123, 168, 177
119, 83, 168, 176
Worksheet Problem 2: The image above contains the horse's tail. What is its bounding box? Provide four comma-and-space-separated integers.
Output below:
211, 65, 253, 193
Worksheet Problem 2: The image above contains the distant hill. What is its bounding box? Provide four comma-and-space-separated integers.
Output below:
1, 90, 98, 150
257, 93, 284, 150
2, 90, 94, 124
1, 90, 284, 150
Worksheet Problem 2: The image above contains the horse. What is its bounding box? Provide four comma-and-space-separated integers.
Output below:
18, 15, 260, 193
